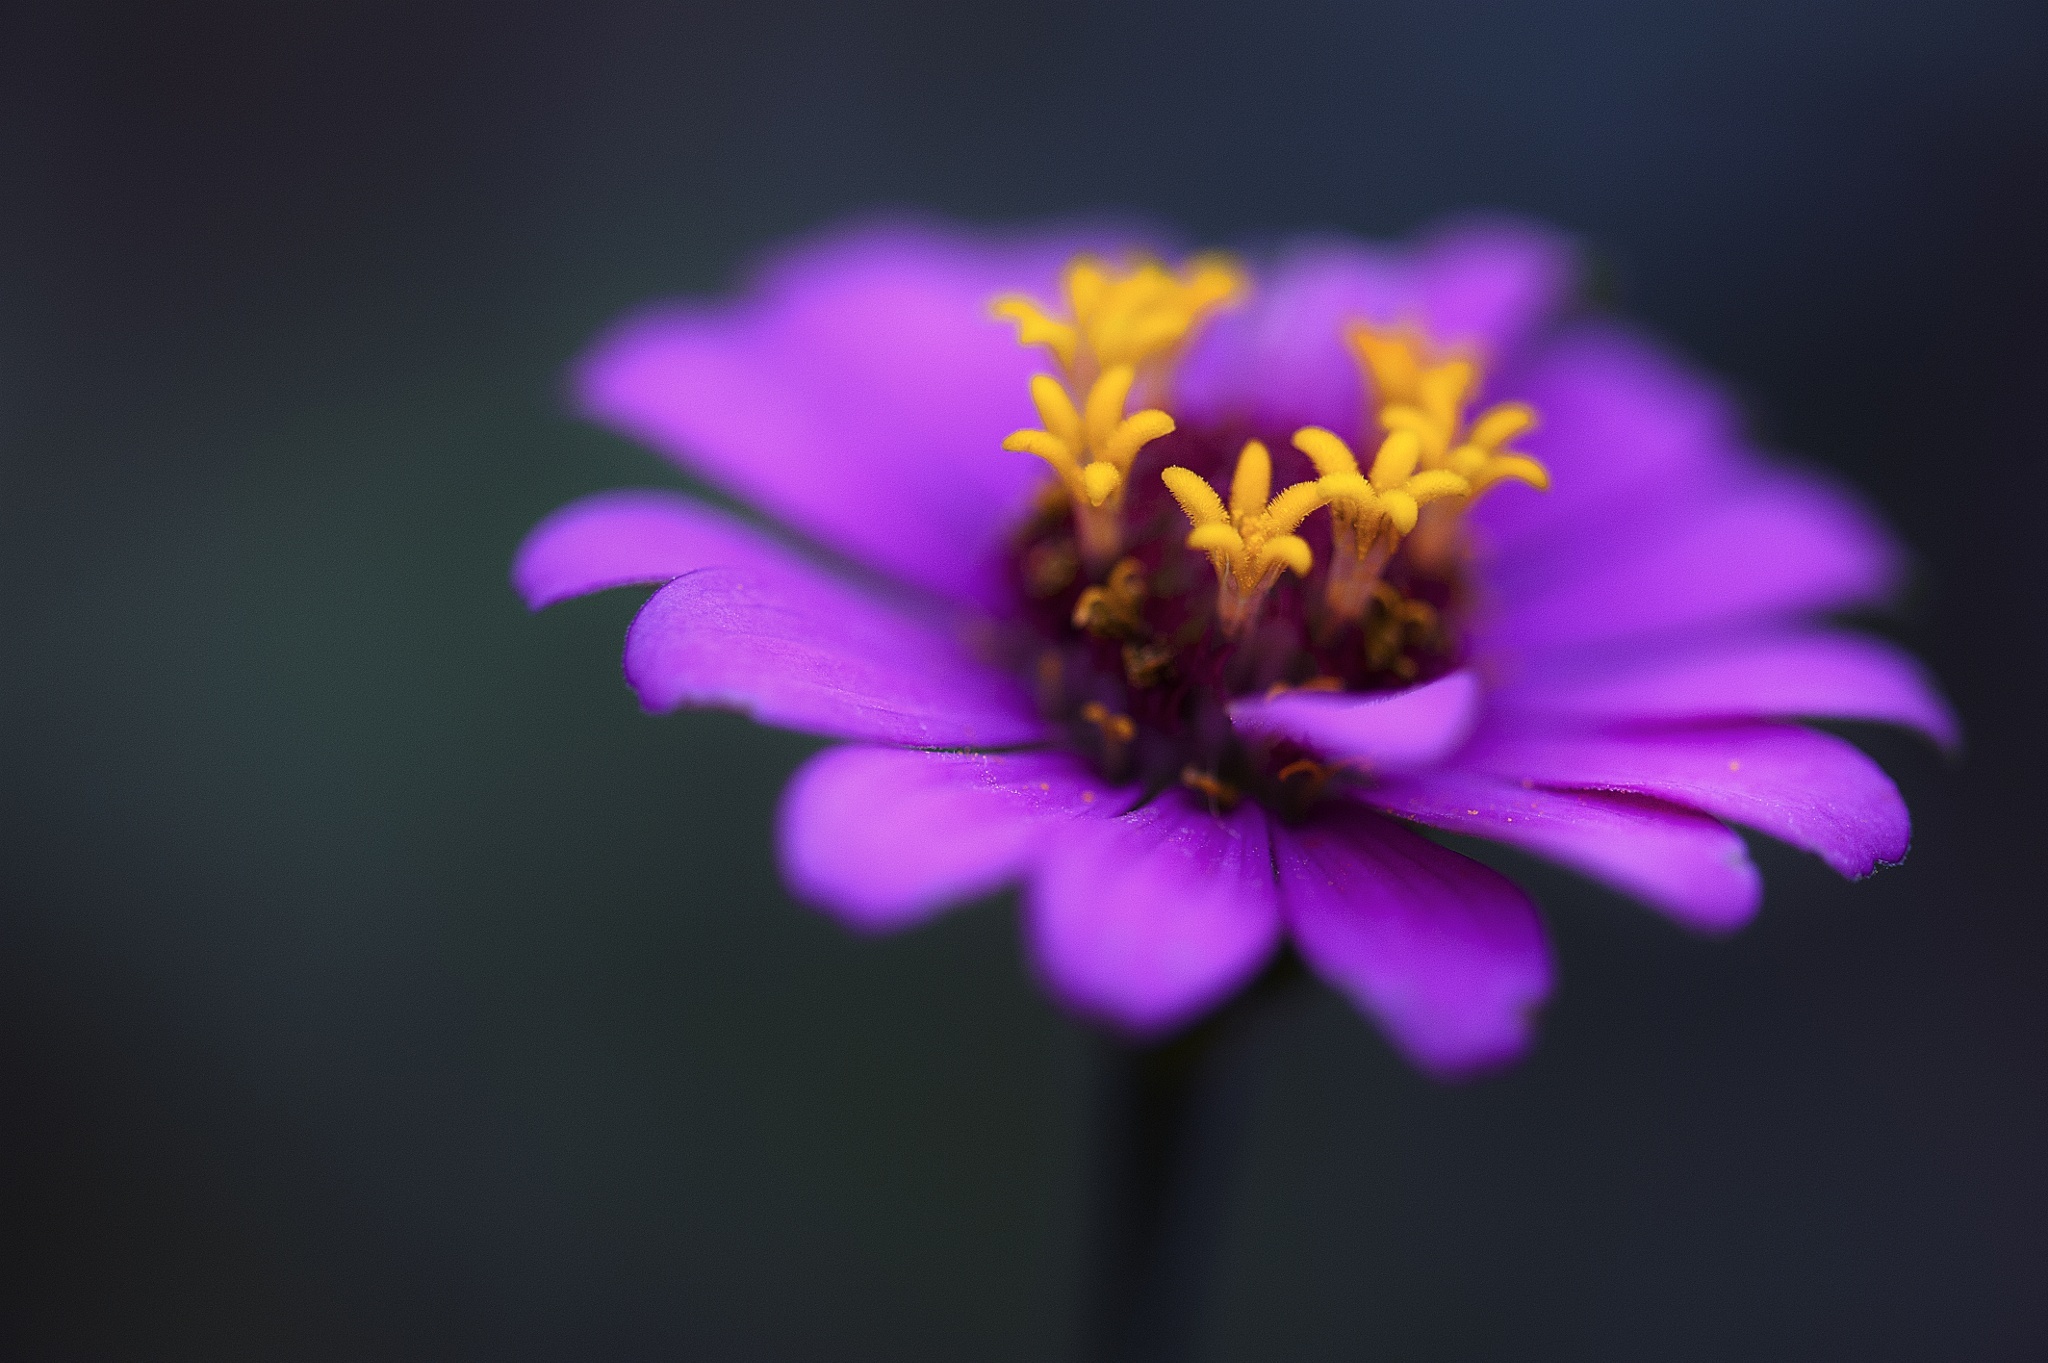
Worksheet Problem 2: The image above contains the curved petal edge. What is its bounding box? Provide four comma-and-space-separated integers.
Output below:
1462, 722, 1910, 879
1358, 770, 1761, 933
623, 560, 1043, 746
779, 746, 1121, 933
1495, 627, 1959, 752
1026, 794, 1281, 1038
1229, 671, 1480, 773
513, 489, 796, 610
1276, 804, 1553, 1077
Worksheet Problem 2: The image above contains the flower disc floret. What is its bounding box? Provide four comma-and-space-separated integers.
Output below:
995, 255, 1243, 566
1292, 425, 1470, 621
1351, 323, 1549, 487
1162, 442, 1330, 637
993, 254, 1243, 377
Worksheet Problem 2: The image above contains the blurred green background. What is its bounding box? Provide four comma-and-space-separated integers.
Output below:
3, 2, 2044, 1358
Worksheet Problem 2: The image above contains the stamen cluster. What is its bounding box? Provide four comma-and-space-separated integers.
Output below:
996, 259, 1240, 567
994, 255, 1550, 815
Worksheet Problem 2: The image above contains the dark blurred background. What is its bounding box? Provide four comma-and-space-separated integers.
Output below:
3, 2, 2045, 1358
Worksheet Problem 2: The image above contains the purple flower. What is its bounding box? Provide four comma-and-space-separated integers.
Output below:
515, 217, 1954, 1077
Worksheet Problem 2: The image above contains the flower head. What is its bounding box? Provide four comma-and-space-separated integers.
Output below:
516, 217, 1954, 1077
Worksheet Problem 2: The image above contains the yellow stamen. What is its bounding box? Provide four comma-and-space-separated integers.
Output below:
1180, 765, 1242, 809
1264, 675, 1344, 700
1163, 440, 1330, 637
1036, 254, 1243, 376
989, 298, 1077, 371
1002, 365, 1176, 565
1080, 701, 1138, 746
1291, 426, 1470, 621
1327, 321, 1554, 588
1345, 321, 1550, 501
1079, 702, 1138, 778
1071, 557, 1149, 638
996, 253, 1244, 568
1363, 581, 1442, 680
1275, 757, 1335, 804
1122, 639, 1176, 689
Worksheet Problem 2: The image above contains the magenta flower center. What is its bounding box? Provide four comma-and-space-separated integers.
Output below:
992, 254, 1551, 817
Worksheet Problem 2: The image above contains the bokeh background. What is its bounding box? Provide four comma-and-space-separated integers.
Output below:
4, 2, 2046, 1358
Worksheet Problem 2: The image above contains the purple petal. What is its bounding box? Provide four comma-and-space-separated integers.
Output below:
1479, 471, 1902, 658
1177, 219, 1576, 434
1228, 670, 1480, 772
1469, 324, 1907, 660
1413, 218, 1581, 366
1496, 628, 1959, 751
1461, 722, 1910, 878
1358, 770, 1760, 933
779, 747, 1120, 933
1274, 804, 1553, 1077
1469, 322, 1745, 555
577, 219, 1125, 613
513, 489, 796, 609
1026, 794, 1281, 1037
622, 556, 1043, 746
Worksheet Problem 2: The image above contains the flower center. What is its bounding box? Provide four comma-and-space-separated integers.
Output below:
994, 253, 1550, 816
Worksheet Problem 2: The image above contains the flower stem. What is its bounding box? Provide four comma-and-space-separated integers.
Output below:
1083, 951, 1305, 1362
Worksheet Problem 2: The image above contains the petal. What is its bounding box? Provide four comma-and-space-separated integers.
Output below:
1479, 471, 1903, 657
1358, 770, 1761, 933
577, 218, 1126, 612
1496, 628, 1959, 751
1274, 804, 1553, 1077
513, 489, 795, 609
1227, 670, 1480, 772
778, 747, 1120, 933
1026, 794, 1281, 1037
1469, 323, 1745, 555
1177, 219, 1576, 434
1461, 723, 1910, 878
1413, 218, 1581, 366
622, 558, 1043, 746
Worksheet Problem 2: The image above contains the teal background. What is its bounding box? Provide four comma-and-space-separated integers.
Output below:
3, 2, 2045, 1357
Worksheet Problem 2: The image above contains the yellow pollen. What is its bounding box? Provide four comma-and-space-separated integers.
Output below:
1162, 440, 1329, 636
1275, 757, 1336, 804
1346, 321, 1550, 501
996, 253, 1244, 567
1293, 426, 1471, 541
997, 254, 1243, 379
1071, 557, 1149, 638
1180, 766, 1242, 808
1286, 322, 1555, 621
1263, 675, 1344, 699
1001, 367, 1175, 514
1121, 639, 1177, 690
1361, 581, 1440, 679
1291, 424, 1467, 622
1080, 701, 1138, 746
